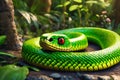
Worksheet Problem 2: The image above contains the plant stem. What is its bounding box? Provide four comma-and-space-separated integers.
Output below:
77, 8, 82, 26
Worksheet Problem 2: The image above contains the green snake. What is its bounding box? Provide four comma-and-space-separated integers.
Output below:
21, 27, 120, 71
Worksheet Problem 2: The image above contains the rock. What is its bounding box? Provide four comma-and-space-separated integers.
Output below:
60, 75, 68, 80
39, 75, 53, 80
97, 76, 111, 80
77, 73, 95, 80
111, 75, 120, 80
26, 75, 53, 80
60, 75, 74, 80
67, 76, 74, 80
26, 76, 41, 80
17, 60, 27, 66
49, 73, 61, 79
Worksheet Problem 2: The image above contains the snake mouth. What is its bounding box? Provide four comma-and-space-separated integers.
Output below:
40, 39, 71, 51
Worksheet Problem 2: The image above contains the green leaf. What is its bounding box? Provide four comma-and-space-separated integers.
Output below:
27, 65, 40, 72
0, 52, 15, 58
56, 1, 70, 8
81, 7, 88, 12
86, 1, 97, 4
69, 5, 78, 11
18, 10, 31, 24
30, 13, 39, 29
73, 0, 82, 3
37, 15, 50, 24
0, 52, 16, 65
44, 14, 60, 23
78, 5, 83, 8
64, 12, 68, 16
0, 35, 6, 45
13, 0, 28, 10
0, 65, 29, 80
56, 4, 63, 8
63, 1, 70, 6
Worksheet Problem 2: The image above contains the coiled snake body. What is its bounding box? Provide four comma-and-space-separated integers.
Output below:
22, 27, 120, 71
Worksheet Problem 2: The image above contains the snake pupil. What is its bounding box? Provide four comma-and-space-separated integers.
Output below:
58, 38, 65, 44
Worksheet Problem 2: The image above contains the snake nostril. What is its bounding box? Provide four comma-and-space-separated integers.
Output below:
48, 38, 53, 42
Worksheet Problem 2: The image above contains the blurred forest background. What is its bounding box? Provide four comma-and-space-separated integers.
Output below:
0, 0, 120, 50
12, 0, 120, 35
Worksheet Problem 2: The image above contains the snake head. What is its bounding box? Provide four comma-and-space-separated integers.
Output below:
40, 33, 71, 51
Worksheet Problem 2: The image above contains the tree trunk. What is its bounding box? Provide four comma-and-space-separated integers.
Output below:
29, 0, 52, 13
0, 0, 22, 50
113, 0, 120, 28
40, 0, 52, 13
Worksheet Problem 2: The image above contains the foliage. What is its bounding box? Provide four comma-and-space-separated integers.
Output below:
55, 0, 113, 28
13, 0, 113, 37
0, 65, 29, 80
0, 52, 16, 65
0, 36, 6, 45
13, 0, 53, 36
0, 52, 40, 79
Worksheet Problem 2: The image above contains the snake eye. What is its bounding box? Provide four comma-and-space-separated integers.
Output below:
49, 38, 53, 42
58, 38, 65, 45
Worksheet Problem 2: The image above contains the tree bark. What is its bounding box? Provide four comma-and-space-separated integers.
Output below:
30, 0, 52, 13
0, 0, 22, 50
40, 0, 52, 13
113, 0, 120, 28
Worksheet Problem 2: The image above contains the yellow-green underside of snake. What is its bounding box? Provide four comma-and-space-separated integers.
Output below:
14, 27, 120, 71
